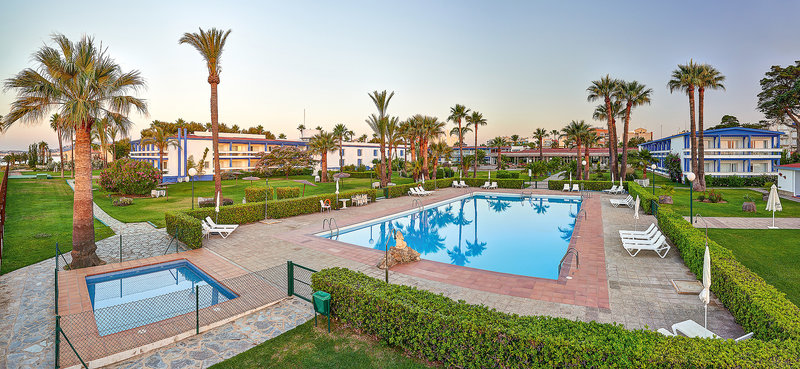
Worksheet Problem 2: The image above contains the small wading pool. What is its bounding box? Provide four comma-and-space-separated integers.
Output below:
320, 193, 581, 280
86, 260, 237, 336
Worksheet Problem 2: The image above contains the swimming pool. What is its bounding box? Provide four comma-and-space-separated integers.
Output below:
86, 260, 237, 336
324, 193, 581, 279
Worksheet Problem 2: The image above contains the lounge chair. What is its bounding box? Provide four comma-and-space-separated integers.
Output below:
489, 182, 498, 189
459, 180, 468, 187
610, 195, 634, 208
481, 181, 491, 189
417, 186, 433, 195
409, 187, 430, 196
622, 234, 670, 258
562, 184, 570, 192
571, 184, 580, 192
619, 223, 657, 239
205, 217, 238, 230
320, 199, 332, 212
602, 185, 619, 194
670, 320, 754, 341
452, 181, 460, 188
201, 220, 235, 239
657, 328, 675, 336
613, 185, 626, 194
620, 227, 660, 242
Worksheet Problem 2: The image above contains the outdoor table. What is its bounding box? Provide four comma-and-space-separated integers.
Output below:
339, 199, 350, 209
671, 320, 719, 339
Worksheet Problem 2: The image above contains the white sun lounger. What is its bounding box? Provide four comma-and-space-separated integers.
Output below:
205, 217, 238, 230
571, 184, 580, 192
610, 195, 634, 208
459, 180, 468, 187
602, 185, 619, 194
669, 320, 754, 341
619, 223, 656, 237
201, 220, 235, 239
620, 226, 660, 242
562, 184, 570, 192
481, 181, 491, 189
622, 234, 670, 258
452, 181, 463, 188
489, 182, 498, 189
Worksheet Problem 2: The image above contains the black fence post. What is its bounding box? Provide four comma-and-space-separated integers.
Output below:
119, 234, 122, 263
287, 260, 294, 297
55, 315, 60, 369
195, 285, 199, 335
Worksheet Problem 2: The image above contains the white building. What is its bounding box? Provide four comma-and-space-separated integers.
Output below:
777, 163, 800, 197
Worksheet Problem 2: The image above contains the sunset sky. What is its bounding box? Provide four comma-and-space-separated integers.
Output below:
1, 0, 799, 150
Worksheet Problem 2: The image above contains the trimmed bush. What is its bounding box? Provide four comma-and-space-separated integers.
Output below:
312, 268, 800, 368
627, 182, 658, 214
112, 197, 133, 206
164, 211, 204, 249
705, 175, 777, 188
266, 189, 377, 218
199, 197, 233, 208
98, 158, 162, 195
275, 186, 301, 200
343, 171, 374, 179
244, 186, 274, 202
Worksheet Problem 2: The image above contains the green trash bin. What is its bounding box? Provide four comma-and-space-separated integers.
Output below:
312, 291, 331, 332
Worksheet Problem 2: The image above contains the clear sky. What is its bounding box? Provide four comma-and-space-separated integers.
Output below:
1, 0, 799, 150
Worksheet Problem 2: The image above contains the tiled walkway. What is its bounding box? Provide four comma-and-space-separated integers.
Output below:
205, 188, 744, 337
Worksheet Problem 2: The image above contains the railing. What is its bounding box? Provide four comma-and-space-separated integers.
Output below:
411, 198, 424, 212
322, 218, 339, 239
558, 247, 580, 277
0, 162, 9, 270
287, 261, 317, 303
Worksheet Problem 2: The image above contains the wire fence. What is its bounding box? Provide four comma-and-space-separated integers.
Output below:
56, 262, 290, 368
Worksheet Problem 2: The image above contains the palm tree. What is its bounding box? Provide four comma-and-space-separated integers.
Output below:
385, 117, 401, 179
332, 123, 348, 169
487, 137, 507, 170
580, 129, 600, 179
549, 129, 560, 148
92, 117, 110, 167
447, 104, 471, 175
696, 64, 726, 191
38, 141, 50, 164
4, 34, 147, 268
533, 128, 548, 161
562, 120, 591, 179
637, 149, 656, 179
142, 124, 179, 173
50, 113, 66, 178
420, 116, 445, 179
309, 131, 337, 182
613, 80, 653, 180
357, 134, 367, 143
297, 124, 306, 139
180, 27, 232, 199
587, 75, 622, 178
465, 111, 487, 178
429, 141, 453, 180
669, 60, 701, 188
367, 90, 395, 187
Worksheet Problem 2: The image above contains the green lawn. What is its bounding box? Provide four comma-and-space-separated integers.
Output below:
1, 179, 115, 274
94, 174, 415, 227
708, 229, 800, 306
211, 319, 433, 369
12, 169, 102, 177
650, 188, 800, 218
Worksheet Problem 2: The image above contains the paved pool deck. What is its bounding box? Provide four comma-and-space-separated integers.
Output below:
204, 187, 744, 338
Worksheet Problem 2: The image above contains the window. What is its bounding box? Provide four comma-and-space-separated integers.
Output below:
400, 150, 404, 156
341, 149, 345, 155
753, 162, 768, 172
357, 159, 362, 166
357, 149, 362, 156
722, 163, 738, 172
752, 140, 768, 149
373, 150, 378, 156
704, 161, 714, 172
722, 140, 740, 149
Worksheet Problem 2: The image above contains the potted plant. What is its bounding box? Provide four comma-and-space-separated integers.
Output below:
659, 184, 674, 204
742, 194, 756, 213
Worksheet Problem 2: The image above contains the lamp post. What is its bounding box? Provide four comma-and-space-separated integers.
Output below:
188, 167, 197, 210
528, 168, 532, 189
651, 164, 657, 195
264, 177, 269, 221
581, 160, 587, 181
686, 172, 696, 223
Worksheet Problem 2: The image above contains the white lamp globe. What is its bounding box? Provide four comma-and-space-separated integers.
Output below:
651, 164, 657, 170
685, 172, 696, 182
188, 167, 198, 177
581, 160, 587, 165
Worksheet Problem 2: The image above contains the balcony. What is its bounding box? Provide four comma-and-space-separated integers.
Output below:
682, 148, 780, 159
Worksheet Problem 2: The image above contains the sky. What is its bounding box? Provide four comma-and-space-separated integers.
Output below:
1, 0, 799, 150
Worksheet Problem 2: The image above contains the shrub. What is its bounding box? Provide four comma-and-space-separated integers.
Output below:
164, 211, 203, 249
626, 182, 658, 214
99, 158, 161, 195
697, 194, 706, 202
435, 167, 454, 178
548, 180, 622, 191
343, 171, 374, 179
112, 197, 133, 206
244, 186, 274, 202
199, 197, 234, 208
311, 267, 800, 368
665, 153, 682, 182
275, 186, 301, 200
706, 189, 723, 203
267, 189, 377, 218
704, 175, 777, 187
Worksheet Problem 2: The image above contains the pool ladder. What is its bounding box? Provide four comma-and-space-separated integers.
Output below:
322, 218, 339, 239
411, 198, 424, 212
558, 247, 580, 277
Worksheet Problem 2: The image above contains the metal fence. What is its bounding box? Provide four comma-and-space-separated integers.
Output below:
287, 261, 317, 302
55, 261, 290, 368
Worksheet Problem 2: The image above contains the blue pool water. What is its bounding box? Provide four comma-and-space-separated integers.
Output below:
325, 194, 581, 280
86, 260, 237, 336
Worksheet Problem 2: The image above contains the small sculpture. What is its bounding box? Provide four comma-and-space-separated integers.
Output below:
395, 230, 407, 249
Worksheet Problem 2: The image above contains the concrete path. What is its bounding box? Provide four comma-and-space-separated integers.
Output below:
684, 216, 800, 229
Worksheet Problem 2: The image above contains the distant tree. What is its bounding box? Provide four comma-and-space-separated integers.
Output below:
309, 131, 338, 182
38, 141, 50, 164
758, 61, 800, 151
186, 147, 210, 176
142, 124, 180, 172
562, 120, 592, 179
532, 128, 548, 160
428, 141, 452, 179
487, 137, 507, 170
50, 113, 66, 177
669, 60, 701, 189
588, 75, 623, 177
465, 111, 487, 177
264, 131, 276, 139
549, 129, 560, 148
255, 146, 315, 179
357, 134, 368, 143
366, 90, 395, 186
113, 138, 132, 160
510, 134, 520, 145
333, 123, 348, 168
297, 124, 306, 139
613, 80, 653, 180
628, 136, 647, 147
449, 104, 472, 175
27, 143, 38, 167
278, 133, 287, 139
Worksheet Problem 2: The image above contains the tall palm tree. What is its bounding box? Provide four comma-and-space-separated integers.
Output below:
297, 124, 306, 139
38, 141, 50, 164
562, 120, 591, 179
696, 64, 726, 191
587, 75, 622, 177
592, 101, 623, 175
669, 60, 701, 188
50, 113, 66, 178
4, 34, 147, 268
332, 123, 348, 169
580, 129, 600, 179
385, 117, 401, 179
309, 131, 337, 182
180, 27, 232, 199
92, 117, 111, 167
465, 111, 487, 178
533, 128, 547, 161
447, 104, 471, 175
613, 80, 653, 180
510, 134, 521, 146
420, 116, 445, 179
487, 137, 507, 169
367, 90, 394, 187
429, 141, 452, 180
142, 124, 179, 173
549, 129, 560, 148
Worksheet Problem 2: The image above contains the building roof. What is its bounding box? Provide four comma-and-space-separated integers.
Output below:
641, 127, 783, 146
778, 163, 800, 171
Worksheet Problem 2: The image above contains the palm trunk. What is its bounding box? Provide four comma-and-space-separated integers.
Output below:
387, 140, 394, 181
339, 139, 343, 169
379, 134, 387, 187
604, 97, 616, 179
787, 110, 800, 150
458, 120, 466, 175
620, 102, 632, 180
58, 126, 65, 179
421, 139, 429, 179
71, 133, 75, 178
697, 87, 706, 191
539, 138, 543, 160
496, 147, 502, 170
610, 117, 619, 177
210, 80, 222, 198
71, 123, 102, 268
159, 150, 164, 173
321, 152, 328, 182
576, 141, 582, 180
584, 149, 590, 179
473, 128, 478, 178
688, 85, 697, 189
111, 137, 116, 161
409, 138, 417, 181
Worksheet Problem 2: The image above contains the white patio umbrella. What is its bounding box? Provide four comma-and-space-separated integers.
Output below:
699, 244, 711, 328
335, 179, 340, 202
766, 184, 782, 229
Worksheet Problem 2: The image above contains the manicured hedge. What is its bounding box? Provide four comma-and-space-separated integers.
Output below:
266, 188, 377, 218
275, 186, 301, 200
705, 175, 777, 188
244, 186, 274, 202
343, 171, 374, 179
548, 180, 625, 191
627, 182, 659, 215
311, 268, 800, 368
460, 177, 525, 189
164, 211, 204, 249
165, 202, 267, 248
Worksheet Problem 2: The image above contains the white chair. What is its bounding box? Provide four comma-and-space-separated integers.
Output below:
320, 199, 332, 212
735, 332, 754, 342
657, 328, 675, 336
620, 228, 661, 243
372, 182, 380, 189
202, 220, 235, 239
409, 187, 424, 196
571, 184, 580, 192
416, 186, 433, 196
622, 235, 670, 258
602, 185, 619, 194
314, 175, 320, 183
459, 180, 468, 188
205, 217, 238, 231
619, 223, 657, 238
489, 182, 498, 189
481, 181, 491, 189
670, 320, 754, 341
613, 185, 626, 194
562, 184, 570, 192
610, 195, 634, 208
452, 181, 463, 188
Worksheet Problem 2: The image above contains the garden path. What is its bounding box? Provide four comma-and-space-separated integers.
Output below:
684, 216, 800, 229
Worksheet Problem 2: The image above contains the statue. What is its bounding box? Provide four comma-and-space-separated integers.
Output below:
395, 230, 407, 249
377, 230, 420, 269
